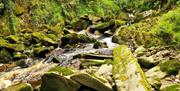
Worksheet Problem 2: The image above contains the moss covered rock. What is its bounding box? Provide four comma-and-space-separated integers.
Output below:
159, 60, 180, 75
0, 48, 12, 63
71, 72, 113, 91
3, 83, 33, 91
40, 73, 81, 91
113, 45, 152, 91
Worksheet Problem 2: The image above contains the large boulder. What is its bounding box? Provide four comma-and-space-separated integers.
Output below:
40, 73, 81, 91
113, 45, 152, 91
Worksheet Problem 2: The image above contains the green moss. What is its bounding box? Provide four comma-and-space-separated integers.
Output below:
32, 32, 56, 44
113, 45, 152, 91
151, 8, 180, 45
48, 66, 75, 76
159, 60, 180, 74
4, 83, 33, 91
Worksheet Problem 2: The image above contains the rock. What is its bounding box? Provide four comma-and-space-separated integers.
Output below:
61, 33, 96, 47
113, 45, 152, 91
161, 84, 180, 91
0, 38, 25, 51
159, 60, 180, 75
71, 16, 92, 31
48, 66, 75, 76
112, 35, 125, 44
13, 52, 28, 61
145, 66, 167, 90
34, 46, 54, 57
3, 83, 33, 91
134, 46, 147, 57
89, 22, 112, 33
80, 59, 111, 66
93, 41, 108, 49
0, 48, 12, 63
32, 32, 56, 44
15, 59, 29, 68
40, 73, 81, 91
0, 2, 4, 14
137, 56, 155, 68
96, 64, 112, 76
71, 72, 113, 91
81, 53, 113, 60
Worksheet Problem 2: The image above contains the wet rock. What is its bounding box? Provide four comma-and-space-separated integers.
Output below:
71, 72, 113, 91
0, 48, 12, 63
15, 59, 29, 68
161, 84, 180, 91
3, 83, 33, 91
113, 45, 152, 91
137, 56, 155, 68
40, 73, 81, 91
89, 22, 112, 33
112, 35, 125, 44
93, 41, 108, 49
159, 60, 180, 75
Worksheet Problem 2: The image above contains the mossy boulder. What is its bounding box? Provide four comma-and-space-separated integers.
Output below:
70, 72, 113, 91
61, 33, 96, 47
3, 83, 33, 91
0, 38, 25, 51
34, 46, 54, 57
113, 45, 152, 91
0, 48, 12, 63
159, 60, 180, 75
32, 32, 57, 45
137, 56, 155, 68
40, 73, 81, 91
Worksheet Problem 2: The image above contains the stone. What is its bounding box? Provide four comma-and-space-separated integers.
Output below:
40, 73, 81, 91
80, 59, 111, 66
134, 46, 147, 57
145, 66, 167, 90
159, 60, 180, 75
48, 66, 75, 76
113, 45, 152, 91
3, 83, 33, 91
90, 22, 112, 33
0, 48, 12, 63
71, 72, 113, 91
137, 56, 155, 68
32, 32, 56, 44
